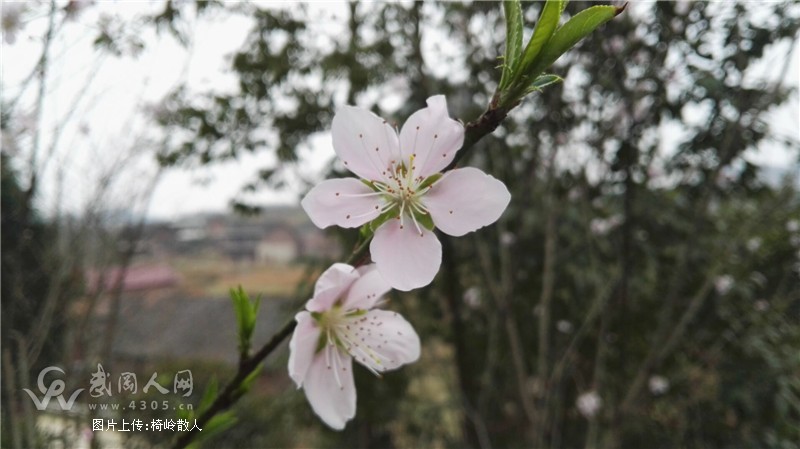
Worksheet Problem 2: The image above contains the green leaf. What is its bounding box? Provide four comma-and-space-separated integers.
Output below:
186, 411, 238, 449
230, 287, 247, 345
525, 74, 563, 93
197, 377, 219, 416
235, 364, 264, 398
176, 407, 193, 421
205, 411, 238, 435
251, 295, 261, 327
516, 0, 566, 83
529, 4, 623, 76
499, 0, 524, 90
229, 286, 260, 357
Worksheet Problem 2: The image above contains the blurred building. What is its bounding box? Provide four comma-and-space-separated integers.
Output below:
137, 206, 337, 262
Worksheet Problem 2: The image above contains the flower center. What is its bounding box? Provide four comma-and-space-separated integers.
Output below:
370, 155, 436, 236
313, 305, 395, 383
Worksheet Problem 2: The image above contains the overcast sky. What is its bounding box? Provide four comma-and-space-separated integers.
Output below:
2, 1, 798, 221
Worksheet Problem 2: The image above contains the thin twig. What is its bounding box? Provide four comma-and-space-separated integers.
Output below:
475, 234, 536, 438
619, 189, 791, 415
22, 0, 58, 221
534, 146, 559, 448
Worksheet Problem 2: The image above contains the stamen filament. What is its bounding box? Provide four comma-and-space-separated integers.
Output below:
339, 191, 384, 198
380, 202, 398, 214
325, 339, 331, 368
331, 345, 343, 388
336, 326, 382, 376
358, 134, 392, 183
411, 211, 423, 236
410, 201, 429, 215
351, 206, 387, 220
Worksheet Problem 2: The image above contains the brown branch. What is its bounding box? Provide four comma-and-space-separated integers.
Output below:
447, 102, 511, 171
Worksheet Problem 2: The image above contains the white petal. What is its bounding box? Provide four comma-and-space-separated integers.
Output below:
349, 309, 421, 373
303, 346, 356, 430
424, 167, 511, 237
332, 106, 401, 181
288, 311, 321, 387
399, 95, 464, 178
307, 263, 359, 312
301, 178, 385, 229
370, 219, 442, 291
343, 264, 392, 310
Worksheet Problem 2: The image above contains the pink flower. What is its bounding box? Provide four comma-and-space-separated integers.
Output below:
302, 95, 511, 291
288, 263, 421, 429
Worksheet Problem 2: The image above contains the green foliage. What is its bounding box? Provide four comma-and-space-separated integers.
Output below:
499, 0, 524, 91
498, 0, 622, 107
229, 286, 261, 358
526, 73, 563, 93
185, 411, 238, 449
176, 381, 241, 448
234, 364, 264, 399
527, 4, 622, 77
196, 378, 219, 417
514, 0, 564, 84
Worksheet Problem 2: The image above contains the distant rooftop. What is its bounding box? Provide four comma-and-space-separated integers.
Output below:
86, 264, 180, 294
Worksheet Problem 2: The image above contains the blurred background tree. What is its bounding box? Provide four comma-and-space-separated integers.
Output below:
3, 1, 799, 448
2, 2, 167, 447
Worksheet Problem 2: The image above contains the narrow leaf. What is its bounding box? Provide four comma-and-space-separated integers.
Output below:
197, 377, 219, 416
499, 0, 524, 90
235, 364, 264, 398
526, 74, 563, 93
230, 286, 259, 356
187, 411, 238, 448
230, 288, 247, 341
244, 294, 260, 339
516, 0, 565, 81
530, 4, 625, 76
